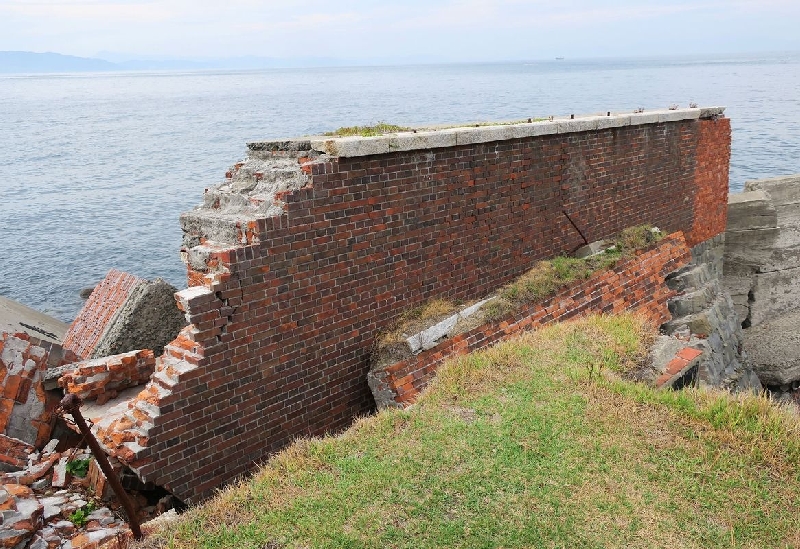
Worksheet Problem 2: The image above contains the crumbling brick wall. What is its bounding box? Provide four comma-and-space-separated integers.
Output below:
59, 349, 156, 404
369, 232, 692, 407
93, 110, 732, 503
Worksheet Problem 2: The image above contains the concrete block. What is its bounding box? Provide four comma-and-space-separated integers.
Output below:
454, 125, 519, 146
699, 106, 726, 118
745, 174, 800, 204
750, 266, 800, 327
524, 120, 559, 136
743, 308, 800, 385
658, 108, 701, 123
310, 131, 458, 157
726, 190, 777, 231
596, 114, 631, 129
556, 117, 600, 134
724, 227, 780, 267
573, 240, 608, 259
629, 112, 660, 125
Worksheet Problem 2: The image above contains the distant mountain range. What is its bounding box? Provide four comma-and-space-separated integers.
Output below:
0, 51, 356, 73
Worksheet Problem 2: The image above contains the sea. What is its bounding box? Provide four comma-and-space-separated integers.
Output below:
1, 52, 799, 322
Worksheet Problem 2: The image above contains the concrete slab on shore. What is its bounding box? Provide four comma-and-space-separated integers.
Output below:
0, 295, 69, 344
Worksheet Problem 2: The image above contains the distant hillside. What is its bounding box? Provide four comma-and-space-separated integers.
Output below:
0, 51, 118, 73
0, 50, 350, 73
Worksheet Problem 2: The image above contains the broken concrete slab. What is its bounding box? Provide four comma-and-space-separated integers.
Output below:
0, 296, 69, 347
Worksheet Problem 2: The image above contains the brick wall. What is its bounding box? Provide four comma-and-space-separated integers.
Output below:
94, 114, 731, 503
690, 116, 731, 246
369, 233, 692, 407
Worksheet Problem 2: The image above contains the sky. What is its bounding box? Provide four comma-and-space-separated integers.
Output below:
1, 0, 799, 62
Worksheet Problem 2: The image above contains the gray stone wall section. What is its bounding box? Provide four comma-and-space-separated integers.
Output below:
664, 235, 761, 392
723, 174, 800, 389
91, 279, 187, 359
724, 174, 800, 328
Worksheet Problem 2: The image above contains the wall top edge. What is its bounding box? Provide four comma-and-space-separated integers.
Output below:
247, 106, 726, 159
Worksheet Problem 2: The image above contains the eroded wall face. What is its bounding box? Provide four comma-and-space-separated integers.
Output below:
104, 117, 731, 503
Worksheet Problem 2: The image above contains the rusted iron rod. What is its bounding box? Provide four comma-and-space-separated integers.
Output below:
59, 393, 144, 540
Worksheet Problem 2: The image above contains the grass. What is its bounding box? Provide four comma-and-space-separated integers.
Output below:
482, 224, 662, 322
66, 457, 91, 478
138, 314, 800, 549
323, 123, 412, 137
322, 118, 552, 138
372, 299, 459, 365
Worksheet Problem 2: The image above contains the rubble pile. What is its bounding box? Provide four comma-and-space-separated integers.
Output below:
1, 269, 189, 547
1, 441, 175, 548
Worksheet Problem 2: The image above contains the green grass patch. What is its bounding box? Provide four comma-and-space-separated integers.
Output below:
140, 315, 800, 549
323, 123, 412, 137
484, 224, 662, 321
322, 118, 553, 138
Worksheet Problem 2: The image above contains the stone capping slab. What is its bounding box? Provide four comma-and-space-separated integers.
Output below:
248, 107, 724, 159
406, 297, 496, 354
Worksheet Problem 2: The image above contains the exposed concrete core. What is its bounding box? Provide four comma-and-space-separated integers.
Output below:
180, 152, 315, 250
91, 280, 185, 359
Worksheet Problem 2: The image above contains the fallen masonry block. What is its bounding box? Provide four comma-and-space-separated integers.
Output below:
62, 269, 186, 360
56, 349, 156, 403
656, 348, 703, 390
0, 433, 35, 471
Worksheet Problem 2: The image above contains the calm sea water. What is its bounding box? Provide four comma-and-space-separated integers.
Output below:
1, 53, 799, 321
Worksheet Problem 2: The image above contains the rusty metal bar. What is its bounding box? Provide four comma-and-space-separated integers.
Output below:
59, 393, 144, 540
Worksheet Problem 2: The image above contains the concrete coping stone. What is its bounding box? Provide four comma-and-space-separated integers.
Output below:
406, 297, 496, 354
247, 107, 724, 159
728, 189, 771, 205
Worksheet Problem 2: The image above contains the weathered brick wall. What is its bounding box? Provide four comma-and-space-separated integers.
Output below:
369, 233, 692, 407
94, 112, 732, 503
690, 116, 731, 246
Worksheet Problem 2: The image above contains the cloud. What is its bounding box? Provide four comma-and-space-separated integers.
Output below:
0, 0, 798, 59
0, 0, 173, 22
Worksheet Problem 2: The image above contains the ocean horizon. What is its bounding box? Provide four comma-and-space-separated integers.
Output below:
1, 52, 799, 321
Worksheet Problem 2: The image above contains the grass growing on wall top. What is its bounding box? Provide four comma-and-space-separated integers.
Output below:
323, 123, 412, 137
138, 314, 800, 549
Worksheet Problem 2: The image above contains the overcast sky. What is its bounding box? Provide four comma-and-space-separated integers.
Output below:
2, 0, 799, 62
